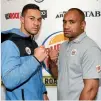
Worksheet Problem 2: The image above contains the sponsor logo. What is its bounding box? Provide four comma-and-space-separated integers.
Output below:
56, 11, 66, 18
34, 0, 44, 3
43, 76, 57, 86
71, 49, 77, 56
84, 11, 101, 17
42, 31, 68, 69
41, 10, 47, 19
56, 11, 101, 18
96, 65, 101, 73
5, 12, 21, 19
42, 31, 68, 86
5, 10, 47, 20
25, 47, 31, 55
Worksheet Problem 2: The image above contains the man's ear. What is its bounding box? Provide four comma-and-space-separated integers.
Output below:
20, 16, 24, 24
81, 21, 86, 30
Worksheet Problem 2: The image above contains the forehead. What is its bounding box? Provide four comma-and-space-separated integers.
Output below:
25, 9, 41, 17
64, 10, 81, 21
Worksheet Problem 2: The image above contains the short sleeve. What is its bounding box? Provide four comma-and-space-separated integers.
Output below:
82, 46, 101, 79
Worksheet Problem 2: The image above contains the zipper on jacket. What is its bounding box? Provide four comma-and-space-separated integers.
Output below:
21, 89, 25, 101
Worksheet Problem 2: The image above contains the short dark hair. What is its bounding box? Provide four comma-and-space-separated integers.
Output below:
68, 8, 85, 21
21, 3, 40, 16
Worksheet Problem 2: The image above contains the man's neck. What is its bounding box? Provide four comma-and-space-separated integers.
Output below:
20, 27, 30, 37
69, 31, 84, 42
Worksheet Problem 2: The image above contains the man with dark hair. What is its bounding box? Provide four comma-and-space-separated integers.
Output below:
49, 8, 101, 100
21, 4, 40, 16
1, 3, 49, 100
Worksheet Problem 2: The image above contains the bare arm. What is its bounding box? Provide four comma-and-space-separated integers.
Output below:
48, 49, 58, 79
49, 58, 58, 79
79, 79, 99, 100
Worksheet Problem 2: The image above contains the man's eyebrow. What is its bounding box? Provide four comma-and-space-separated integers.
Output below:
68, 19, 75, 22
28, 16, 42, 19
63, 19, 66, 22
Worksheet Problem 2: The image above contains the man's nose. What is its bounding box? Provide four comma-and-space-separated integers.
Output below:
64, 22, 70, 29
33, 19, 39, 25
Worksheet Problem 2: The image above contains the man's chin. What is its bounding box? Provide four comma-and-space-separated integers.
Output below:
30, 31, 38, 35
64, 34, 70, 38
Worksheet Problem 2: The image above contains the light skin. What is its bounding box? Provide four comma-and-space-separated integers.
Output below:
49, 9, 99, 100
20, 9, 49, 100
20, 9, 48, 62
20, 9, 42, 36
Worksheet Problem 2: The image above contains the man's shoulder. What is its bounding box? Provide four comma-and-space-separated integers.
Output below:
82, 35, 99, 48
61, 41, 69, 47
80, 36, 101, 56
1, 32, 14, 43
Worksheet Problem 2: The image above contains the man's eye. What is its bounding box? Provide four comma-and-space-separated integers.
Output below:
30, 18, 34, 20
63, 20, 67, 24
38, 19, 42, 22
64, 21, 67, 24
70, 21, 75, 24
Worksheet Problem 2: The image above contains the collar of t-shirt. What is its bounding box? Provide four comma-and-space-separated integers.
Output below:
69, 32, 87, 44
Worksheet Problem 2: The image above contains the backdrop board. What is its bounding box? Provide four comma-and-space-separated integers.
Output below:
1, 0, 101, 100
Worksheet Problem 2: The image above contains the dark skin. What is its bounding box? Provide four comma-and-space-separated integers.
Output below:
49, 9, 99, 100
